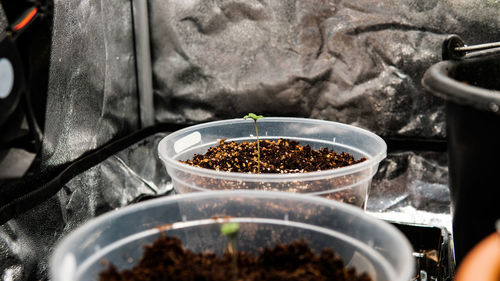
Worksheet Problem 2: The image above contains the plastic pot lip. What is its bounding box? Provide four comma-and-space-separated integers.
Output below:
50, 190, 415, 281
422, 59, 500, 115
158, 117, 387, 182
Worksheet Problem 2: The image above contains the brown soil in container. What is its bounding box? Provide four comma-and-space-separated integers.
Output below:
99, 236, 372, 281
181, 139, 366, 174
179, 139, 368, 207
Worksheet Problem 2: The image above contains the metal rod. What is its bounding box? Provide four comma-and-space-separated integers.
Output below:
455, 42, 500, 52
132, 0, 155, 127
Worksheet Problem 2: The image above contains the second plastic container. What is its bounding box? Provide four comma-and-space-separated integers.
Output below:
50, 191, 414, 281
158, 117, 386, 209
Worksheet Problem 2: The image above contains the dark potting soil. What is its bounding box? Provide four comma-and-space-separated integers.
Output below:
99, 236, 372, 281
181, 139, 366, 174
178, 139, 368, 206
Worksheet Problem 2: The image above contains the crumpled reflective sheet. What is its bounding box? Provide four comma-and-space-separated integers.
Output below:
367, 151, 451, 230
0, 0, 139, 279
150, 0, 500, 138
0, 134, 172, 280
41, 0, 139, 168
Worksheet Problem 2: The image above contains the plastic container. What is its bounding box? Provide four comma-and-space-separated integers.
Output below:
50, 191, 414, 281
158, 117, 386, 209
422, 39, 500, 265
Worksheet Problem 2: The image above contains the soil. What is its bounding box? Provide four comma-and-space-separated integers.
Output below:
99, 235, 372, 281
178, 139, 368, 207
181, 139, 366, 174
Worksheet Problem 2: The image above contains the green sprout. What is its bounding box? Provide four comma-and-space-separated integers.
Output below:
221, 222, 239, 281
221, 222, 240, 236
243, 113, 264, 173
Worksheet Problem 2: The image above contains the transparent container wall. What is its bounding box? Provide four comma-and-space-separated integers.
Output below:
51, 191, 413, 281
75, 221, 391, 281
171, 168, 374, 207
158, 118, 386, 208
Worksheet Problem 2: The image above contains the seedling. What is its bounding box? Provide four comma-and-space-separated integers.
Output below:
221, 221, 240, 237
221, 222, 239, 281
243, 113, 264, 173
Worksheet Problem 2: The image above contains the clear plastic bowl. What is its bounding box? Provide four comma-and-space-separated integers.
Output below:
50, 191, 414, 281
158, 117, 386, 208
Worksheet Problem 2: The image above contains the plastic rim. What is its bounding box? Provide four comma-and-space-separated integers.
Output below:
422, 59, 500, 115
158, 117, 387, 182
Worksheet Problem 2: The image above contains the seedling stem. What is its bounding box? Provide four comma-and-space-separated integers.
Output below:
243, 113, 264, 173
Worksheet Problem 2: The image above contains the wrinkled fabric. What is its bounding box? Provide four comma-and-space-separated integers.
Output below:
150, 0, 500, 138
0, 134, 172, 280
368, 151, 451, 229
42, 0, 139, 168
1, 0, 139, 279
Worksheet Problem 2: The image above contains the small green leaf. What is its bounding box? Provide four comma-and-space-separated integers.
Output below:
221, 222, 239, 236
243, 113, 264, 120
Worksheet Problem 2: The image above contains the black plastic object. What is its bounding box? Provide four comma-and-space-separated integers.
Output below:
442, 35, 466, 60
392, 222, 455, 281
422, 36, 500, 267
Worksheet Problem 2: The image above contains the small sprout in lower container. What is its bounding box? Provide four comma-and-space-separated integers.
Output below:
221, 222, 239, 281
